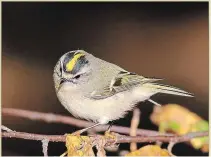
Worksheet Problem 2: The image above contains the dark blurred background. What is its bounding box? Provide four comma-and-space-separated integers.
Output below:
2, 2, 209, 156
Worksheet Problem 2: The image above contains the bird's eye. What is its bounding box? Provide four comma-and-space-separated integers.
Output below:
74, 74, 81, 79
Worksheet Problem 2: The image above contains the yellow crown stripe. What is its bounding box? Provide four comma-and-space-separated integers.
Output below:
66, 53, 85, 72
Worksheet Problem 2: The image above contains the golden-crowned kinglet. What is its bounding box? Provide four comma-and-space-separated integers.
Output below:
53, 50, 193, 132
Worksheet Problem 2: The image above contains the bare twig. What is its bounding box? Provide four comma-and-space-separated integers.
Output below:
2, 108, 209, 156
1, 125, 13, 132
42, 139, 49, 157
167, 142, 177, 157
2, 107, 209, 156
2, 108, 174, 136
95, 137, 107, 157
2, 131, 65, 142
2, 129, 208, 144
114, 131, 209, 144
130, 108, 141, 151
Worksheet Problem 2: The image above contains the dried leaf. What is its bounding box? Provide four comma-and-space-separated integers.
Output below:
190, 120, 209, 151
65, 135, 94, 156
150, 104, 209, 152
201, 144, 209, 153
95, 135, 107, 157
125, 145, 170, 156
103, 131, 119, 150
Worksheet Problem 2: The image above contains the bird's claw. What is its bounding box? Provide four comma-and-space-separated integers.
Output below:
104, 131, 119, 148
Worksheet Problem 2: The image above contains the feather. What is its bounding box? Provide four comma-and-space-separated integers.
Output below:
142, 82, 193, 97
90, 72, 163, 99
148, 99, 162, 106
90, 70, 193, 99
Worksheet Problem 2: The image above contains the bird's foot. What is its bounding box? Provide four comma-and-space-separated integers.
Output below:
70, 129, 89, 149
104, 130, 119, 148
104, 130, 115, 139
64, 134, 93, 156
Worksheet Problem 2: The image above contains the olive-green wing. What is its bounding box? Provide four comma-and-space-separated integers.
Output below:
90, 71, 162, 99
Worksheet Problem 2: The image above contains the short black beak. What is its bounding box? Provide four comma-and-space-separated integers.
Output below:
57, 78, 68, 92
60, 78, 68, 85
59, 78, 74, 85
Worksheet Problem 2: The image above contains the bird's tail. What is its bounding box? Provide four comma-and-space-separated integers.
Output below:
142, 82, 193, 97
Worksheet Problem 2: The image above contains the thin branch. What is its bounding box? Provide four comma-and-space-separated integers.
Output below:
130, 108, 141, 151
2, 108, 174, 136
2, 108, 209, 154
2, 108, 208, 156
167, 142, 177, 157
2, 129, 208, 144
114, 131, 209, 144
42, 139, 49, 157
1, 125, 13, 132
2, 131, 65, 142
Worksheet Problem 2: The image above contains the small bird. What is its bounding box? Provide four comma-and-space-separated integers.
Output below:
53, 50, 193, 133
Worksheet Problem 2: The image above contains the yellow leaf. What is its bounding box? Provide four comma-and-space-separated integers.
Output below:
151, 104, 202, 135
189, 121, 209, 151
65, 135, 94, 156
125, 145, 170, 156
150, 104, 209, 152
